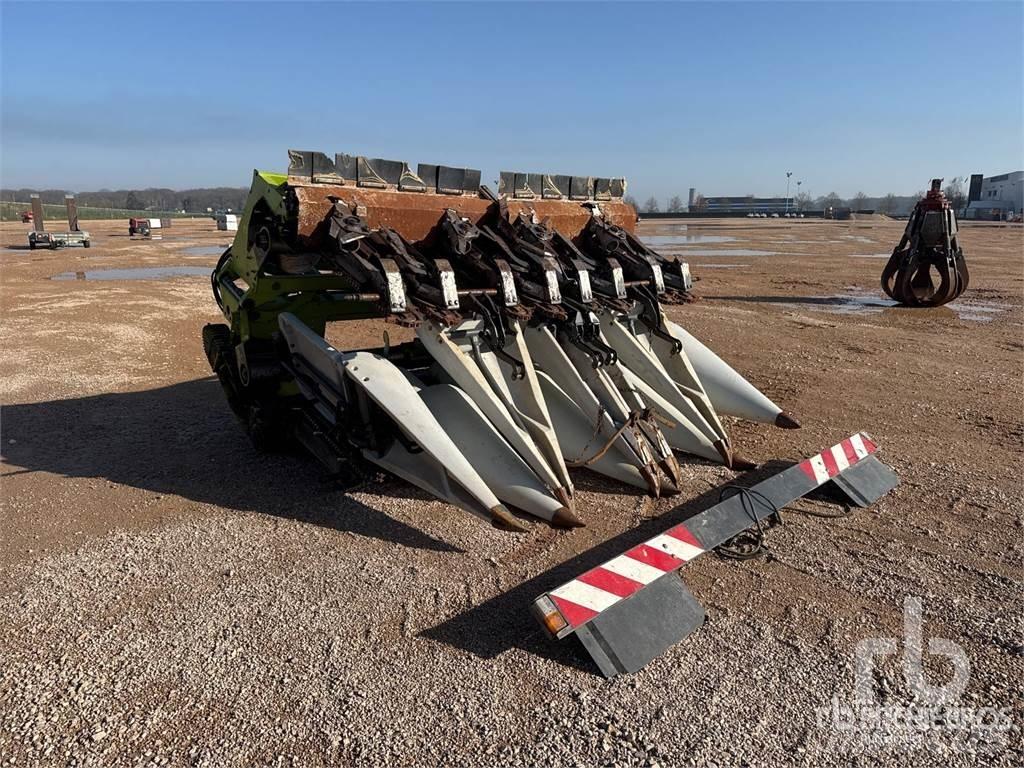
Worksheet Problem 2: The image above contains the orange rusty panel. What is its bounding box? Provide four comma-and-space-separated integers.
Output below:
292, 182, 636, 246
293, 183, 488, 242
508, 199, 637, 237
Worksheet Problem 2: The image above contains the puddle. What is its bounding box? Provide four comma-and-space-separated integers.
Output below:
182, 245, 230, 256
850, 253, 892, 259
661, 248, 777, 257
786, 294, 898, 315
51, 266, 210, 281
784, 291, 1009, 322
642, 234, 737, 245
127, 233, 211, 242
951, 303, 1011, 322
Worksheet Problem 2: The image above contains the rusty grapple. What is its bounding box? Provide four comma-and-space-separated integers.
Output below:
882, 179, 969, 307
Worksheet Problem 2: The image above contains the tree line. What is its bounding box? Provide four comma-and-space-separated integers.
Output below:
0, 186, 250, 214
5, 177, 973, 218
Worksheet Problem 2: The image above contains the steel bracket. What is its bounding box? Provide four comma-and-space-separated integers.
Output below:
378, 259, 407, 313
434, 259, 460, 310
573, 259, 594, 303
541, 257, 562, 304
494, 259, 519, 307
606, 257, 627, 299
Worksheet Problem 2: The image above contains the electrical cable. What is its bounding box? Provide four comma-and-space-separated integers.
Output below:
714, 485, 781, 561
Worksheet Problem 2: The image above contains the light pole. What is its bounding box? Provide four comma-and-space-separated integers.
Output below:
785, 171, 793, 213
796, 180, 802, 211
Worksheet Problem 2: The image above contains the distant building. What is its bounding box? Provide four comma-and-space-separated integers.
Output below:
965, 171, 1023, 220
702, 196, 794, 214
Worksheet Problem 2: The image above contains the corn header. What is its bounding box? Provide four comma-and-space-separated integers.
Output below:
204, 150, 899, 676
206, 150, 806, 532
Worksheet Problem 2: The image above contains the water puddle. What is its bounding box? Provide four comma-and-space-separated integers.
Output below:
182, 245, 229, 256
642, 234, 737, 246
784, 294, 897, 315
951, 303, 1011, 323
662, 248, 777, 257
784, 291, 1009, 323
51, 266, 210, 281
850, 253, 892, 259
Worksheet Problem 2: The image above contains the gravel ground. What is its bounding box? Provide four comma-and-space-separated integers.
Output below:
1, 217, 1022, 766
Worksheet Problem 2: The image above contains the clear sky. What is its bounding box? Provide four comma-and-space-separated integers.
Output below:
2, 1, 1022, 202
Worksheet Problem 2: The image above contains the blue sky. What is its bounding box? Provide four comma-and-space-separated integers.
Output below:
2, 1, 1021, 202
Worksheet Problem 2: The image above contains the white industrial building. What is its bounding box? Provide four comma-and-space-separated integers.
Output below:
965, 171, 1023, 220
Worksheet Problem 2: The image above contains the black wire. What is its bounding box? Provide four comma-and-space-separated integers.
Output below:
790, 497, 853, 518
714, 485, 782, 561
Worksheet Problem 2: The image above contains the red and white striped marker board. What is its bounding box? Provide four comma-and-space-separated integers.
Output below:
538, 432, 879, 632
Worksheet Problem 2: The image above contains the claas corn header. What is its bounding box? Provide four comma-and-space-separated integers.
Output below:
205, 150, 898, 675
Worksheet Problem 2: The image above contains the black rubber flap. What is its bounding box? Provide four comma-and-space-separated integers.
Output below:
570, 176, 593, 200
498, 171, 515, 197
462, 168, 482, 194
574, 574, 705, 678
417, 164, 439, 190
544, 174, 568, 199
513, 173, 535, 198
438, 166, 467, 195
398, 163, 426, 192
829, 455, 899, 508
311, 152, 341, 183
335, 154, 359, 182
526, 173, 544, 199
287, 150, 312, 178
369, 158, 404, 186
357, 157, 387, 188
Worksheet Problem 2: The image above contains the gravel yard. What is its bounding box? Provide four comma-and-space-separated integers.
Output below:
1, 217, 1021, 766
